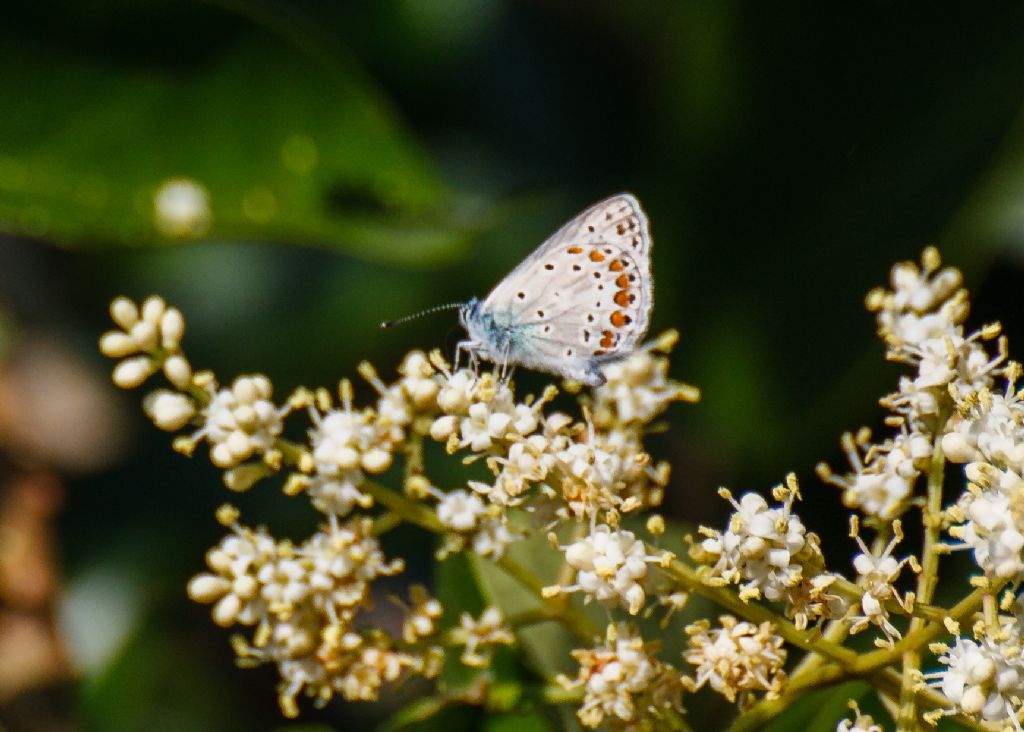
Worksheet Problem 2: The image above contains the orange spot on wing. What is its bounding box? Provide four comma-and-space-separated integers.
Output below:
593, 349, 607, 356
615, 274, 630, 288
614, 291, 630, 307
609, 259, 625, 272
589, 250, 605, 262
600, 331, 614, 348
567, 246, 583, 254
610, 311, 628, 328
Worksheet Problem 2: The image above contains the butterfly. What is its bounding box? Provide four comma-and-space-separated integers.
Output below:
456, 193, 653, 386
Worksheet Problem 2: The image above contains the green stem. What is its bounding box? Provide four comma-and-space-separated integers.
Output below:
725, 664, 847, 732
897, 425, 946, 732
659, 556, 859, 666
852, 581, 1005, 674
361, 479, 600, 642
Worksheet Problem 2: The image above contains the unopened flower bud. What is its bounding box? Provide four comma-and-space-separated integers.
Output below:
110, 297, 139, 330
361, 448, 392, 473
141, 295, 167, 324
113, 356, 155, 388
163, 355, 193, 388
99, 331, 138, 358
223, 464, 266, 492
187, 574, 230, 603
130, 320, 159, 350
144, 390, 196, 430
161, 307, 186, 348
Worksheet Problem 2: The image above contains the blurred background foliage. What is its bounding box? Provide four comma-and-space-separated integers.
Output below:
2, 1, 1024, 730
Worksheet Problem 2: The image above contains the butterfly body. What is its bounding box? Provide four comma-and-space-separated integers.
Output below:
458, 193, 653, 386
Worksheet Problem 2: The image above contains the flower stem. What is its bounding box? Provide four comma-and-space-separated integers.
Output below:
658, 555, 859, 665
361, 479, 600, 642
896, 423, 946, 731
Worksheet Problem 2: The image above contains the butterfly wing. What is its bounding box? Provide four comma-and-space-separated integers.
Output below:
476, 193, 653, 383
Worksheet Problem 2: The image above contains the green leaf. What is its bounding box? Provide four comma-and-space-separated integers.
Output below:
378, 695, 458, 732
468, 536, 579, 681
482, 710, 554, 732
0, 11, 472, 266
468, 534, 594, 732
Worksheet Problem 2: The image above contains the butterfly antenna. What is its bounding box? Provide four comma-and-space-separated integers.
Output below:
380, 302, 465, 329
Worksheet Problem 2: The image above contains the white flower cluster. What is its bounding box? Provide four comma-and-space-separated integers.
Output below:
188, 508, 429, 715
555, 524, 666, 615
836, 702, 883, 732
449, 607, 516, 667
298, 382, 399, 516
944, 376, 1024, 581
429, 369, 544, 452
926, 600, 1024, 729
559, 623, 683, 730
819, 429, 928, 521
428, 487, 518, 560
590, 330, 700, 428
99, 295, 189, 389
820, 248, 1003, 522
694, 480, 842, 628
197, 374, 288, 468
683, 615, 787, 704
100, 296, 705, 721
846, 519, 914, 646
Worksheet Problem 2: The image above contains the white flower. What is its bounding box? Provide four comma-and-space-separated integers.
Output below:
928, 635, 1024, 723
450, 607, 515, 667
430, 369, 543, 452
953, 488, 1024, 579
303, 390, 398, 516
306, 472, 372, 517
401, 586, 443, 644
144, 390, 196, 431
684, 615, 787, 703
820, 431, 923, 521
592, 334, 699, 427
699, 490, 809, 603
200, 374, 284, 468
560, 525, 657, 614
258, 555, 312, 617
436, 489, 486, 532
301, 518, 403, 620
837, 704, 883, 732
311, 409, 393, 476
188, 527, 277, 626
943, 387, 1024, 470
847, 524, 912, 645
470, 434, 558, 507
471, 519, 518, 559
560, 624, 682, 729
154, 177, 211, 238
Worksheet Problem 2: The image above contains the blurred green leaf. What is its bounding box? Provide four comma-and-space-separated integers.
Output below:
0, 22, 472, 266
378, 695, 458, 732
482, 710, 553, 732
765, 682, 870, 732
469, 537, 577, 682
469, 534, 593, 732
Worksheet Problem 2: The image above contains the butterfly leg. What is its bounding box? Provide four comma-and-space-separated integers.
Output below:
498, 342, 513, 383
454, 340, 478, 372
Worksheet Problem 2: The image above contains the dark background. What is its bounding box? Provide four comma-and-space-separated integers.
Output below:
1, 1, 1022, 730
